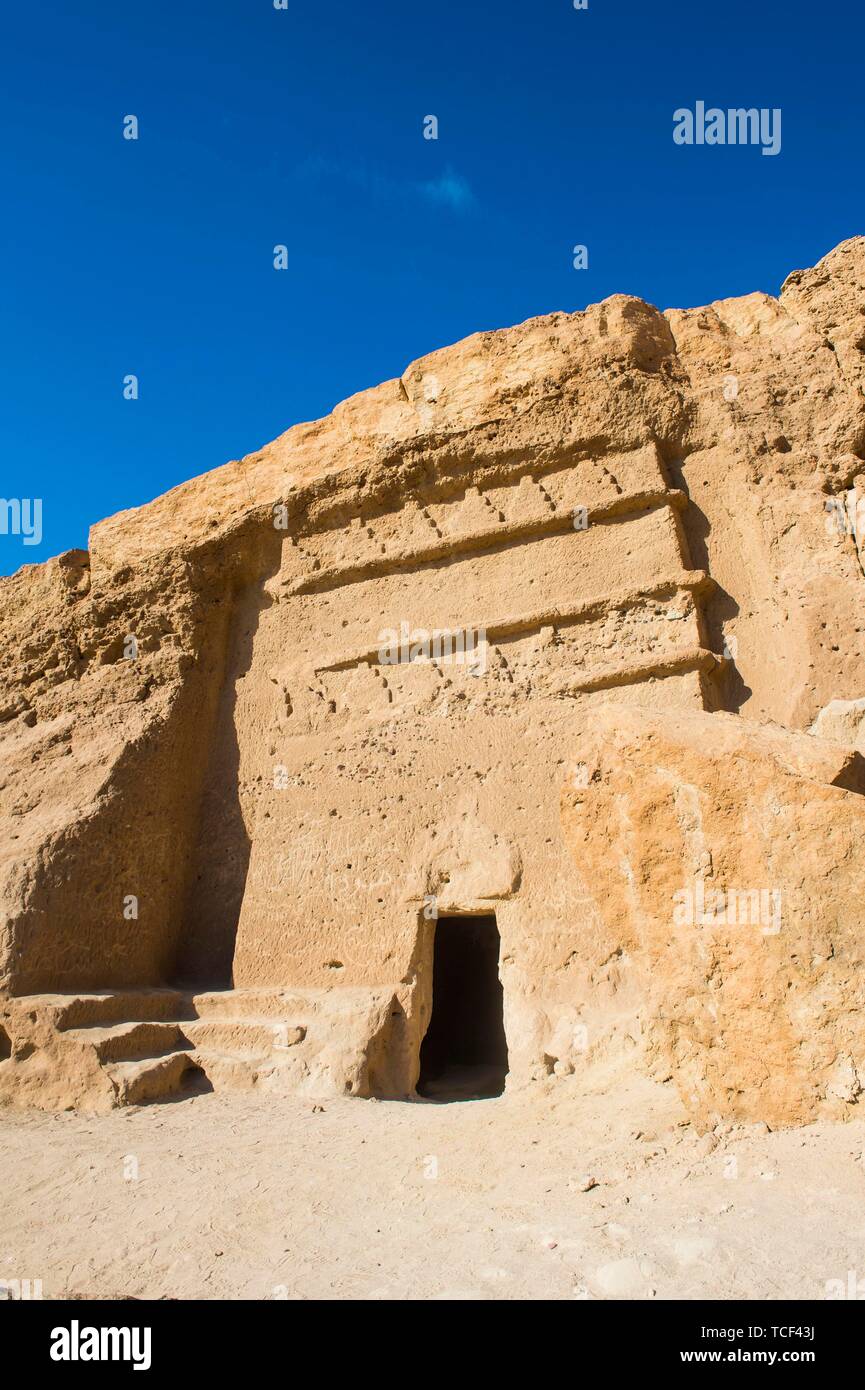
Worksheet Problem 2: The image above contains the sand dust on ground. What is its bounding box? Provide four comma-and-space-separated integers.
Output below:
3, 1065, 864, 1301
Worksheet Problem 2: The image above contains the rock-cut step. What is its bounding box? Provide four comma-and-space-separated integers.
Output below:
62, 1017, 198, 1106
182, 1017, 306, 1055
2, 984, 393, 1108
49, 989, 189, 1032
63, 1020, 189, 1064
105, 1051, 196, 1106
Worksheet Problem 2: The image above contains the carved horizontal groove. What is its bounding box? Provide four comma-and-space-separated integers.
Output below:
557, 645, 718, 696
283, 489, 689, 597
313, 570, 712, 674
283, 440, 666, 542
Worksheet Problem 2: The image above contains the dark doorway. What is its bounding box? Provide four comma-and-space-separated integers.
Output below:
417, 914, 508, 1101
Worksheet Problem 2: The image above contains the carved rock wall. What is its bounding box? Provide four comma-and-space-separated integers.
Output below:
1, 238, 864, 1112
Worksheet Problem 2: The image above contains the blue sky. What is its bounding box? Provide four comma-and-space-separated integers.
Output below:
1, 0, 863, 574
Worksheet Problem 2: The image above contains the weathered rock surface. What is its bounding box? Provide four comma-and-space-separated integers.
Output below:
1, 237, 864, 1117
561, 704, 865, 1130
810, 697, 865, 754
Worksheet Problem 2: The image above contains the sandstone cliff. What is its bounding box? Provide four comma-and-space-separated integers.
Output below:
1, 237, 863, 1121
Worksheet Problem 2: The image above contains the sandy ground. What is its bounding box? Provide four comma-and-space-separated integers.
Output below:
3, 1064, 865, 1301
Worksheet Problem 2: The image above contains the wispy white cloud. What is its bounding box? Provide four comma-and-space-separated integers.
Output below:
296, 155, 476, 214
415, 168, 475, 211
